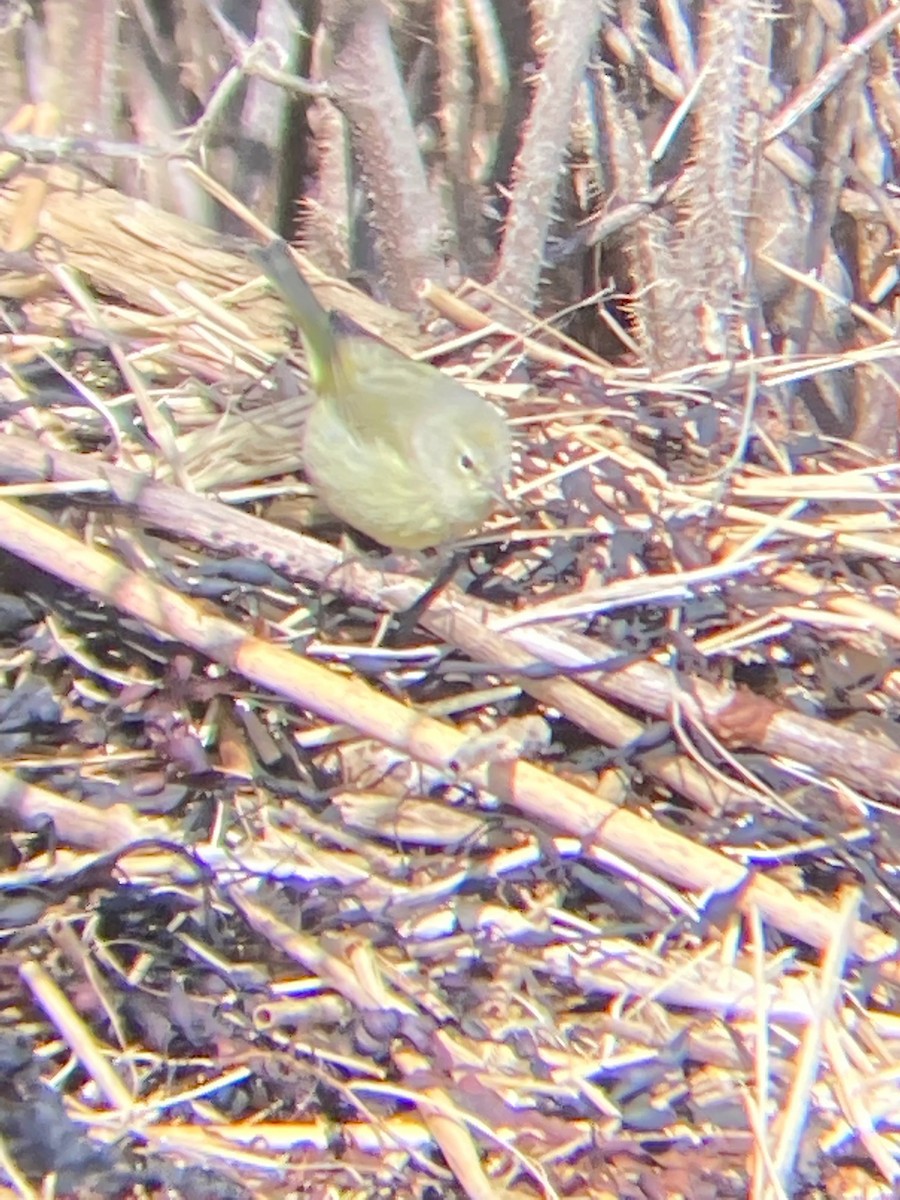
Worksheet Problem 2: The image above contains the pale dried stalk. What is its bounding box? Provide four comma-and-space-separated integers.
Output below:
464, 0, 508, 181
766, 4, 900, 144
228, 884, 409, 1011
601, 18, 683, 101
9, 430, 900, 821
0, 496, 897, 972
19, 959, 133, 1111
3, 102, 58, 255
320, 0, 445, 306
0, 165, 275, 318
568, 79, 603, 215
0, 435, 752, 817
770, 888, 862, 1193
868, 20, 900, 154
236, 0, 303, 227
302, 20, 352, 276
492, 0, 603, 317
437, 0, 472, 188
436, 0, 485, 271
821, 1021, 900, 1183
0, 769, 161, 851
794, 74, 862, 435
41, 0, 121, 139
136, 1116, 476, 1166
794, 2, 828, 95
544, 940, 819, 1022
658, 0, 696, 81
0, 164, 420, 348
676, 0, 771, 362
0, 6, 29, 119
0, 1136, 36, 1199
392, 1049, 507, 1200
172, 395, 308, 489
618, 0, 650, 51
503, 613, 900, 812
595, 68, 693, 372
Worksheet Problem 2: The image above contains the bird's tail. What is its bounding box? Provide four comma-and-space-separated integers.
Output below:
252, 238, 337, 394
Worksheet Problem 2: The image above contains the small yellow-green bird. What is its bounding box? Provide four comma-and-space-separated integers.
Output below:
253, 239, 511, 550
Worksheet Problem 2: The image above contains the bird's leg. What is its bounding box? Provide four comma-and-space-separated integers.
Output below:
382, 550, 465, 642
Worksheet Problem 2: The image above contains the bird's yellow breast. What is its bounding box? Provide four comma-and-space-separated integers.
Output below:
301, 395, 500, 549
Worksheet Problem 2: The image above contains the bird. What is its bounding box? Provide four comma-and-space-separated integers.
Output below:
252, 238, 511, 550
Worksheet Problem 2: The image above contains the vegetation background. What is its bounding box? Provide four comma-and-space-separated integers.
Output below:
0, 2, 898, 1198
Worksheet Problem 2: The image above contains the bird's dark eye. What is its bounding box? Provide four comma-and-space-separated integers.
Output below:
458, 452, 475, 471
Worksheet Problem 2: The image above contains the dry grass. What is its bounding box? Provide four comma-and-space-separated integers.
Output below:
0, 4, 898, 1199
